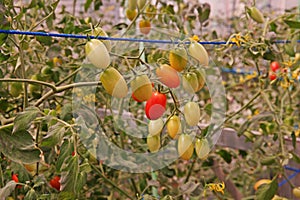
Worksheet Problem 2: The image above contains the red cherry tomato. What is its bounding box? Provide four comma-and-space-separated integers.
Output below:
50, 176, 61, 191
12, 173, 22, 188
270, 61, 280, 72
269, 73, 277, 81
145, 92, 167, 120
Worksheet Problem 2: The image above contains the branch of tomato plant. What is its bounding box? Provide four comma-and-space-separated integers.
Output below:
261, 91, 286, 157
184, 158, 196, 183
55, 67, 82, 86
225, 90, 261, 124
34, 81, 100, 107
0, 78, 57, 91
35, 123, 41, 176
89, 161, 135, 200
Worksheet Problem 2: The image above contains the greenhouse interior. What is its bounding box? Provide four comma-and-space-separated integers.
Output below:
0, 0, 300, 199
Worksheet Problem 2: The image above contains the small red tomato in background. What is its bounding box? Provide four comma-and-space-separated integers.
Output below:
50, 175, 61, 191
270, 61, 280, 72
269, 73, 277, 81
145, 92, 167, 120
12, 173, 22, 188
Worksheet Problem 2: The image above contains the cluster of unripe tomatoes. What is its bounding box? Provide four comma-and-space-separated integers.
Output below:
85, 25, 212, 160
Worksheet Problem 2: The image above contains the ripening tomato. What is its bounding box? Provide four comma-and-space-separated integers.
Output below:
269, 73, 277, 81
131, 75, 152, 102
270, 61, 280, 72
253, 179, 271, 191
145, 91, 167, 120
167, 115, 181, 139
139, 19, 151, 35
85, 39, 111, 69
188, 41, 209, 66
195, 138, 210, 159
178, 134, 194, 160
182, 72, 199, 94
148, 118, 164, 136
169, 47, 188, 72
126, 9, 137, 21
50, 175, 61, 191
91, 27, 111, 51
194, 69, 205, 92
156, 64, 180, 88
100, 67, 128, 98
147, 134, 161, 152
184, 102, 200, 126
293, 187, 300, 198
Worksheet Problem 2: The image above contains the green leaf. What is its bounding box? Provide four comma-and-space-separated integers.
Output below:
204, 103, 212, 116
56, 140, 73, 171
24, 189, 37, 200
41, 123, 66, 147
60, 155, 87, 195
283, 20, 300, 29
13, 106, 40, 133
0, 124, 41, 164
216, 149, 232, 163
0, 181, 17, 199
84, 0, 93, 12
36, 31, 52, 46
291, 152, 300, 163
256, 177, 278, 200
0, 50, 9, 62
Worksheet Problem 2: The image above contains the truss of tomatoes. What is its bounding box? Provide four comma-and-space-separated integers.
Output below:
85, 32, 211, 161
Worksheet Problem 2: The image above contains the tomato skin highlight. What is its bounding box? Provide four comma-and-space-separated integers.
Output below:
131, 75, 152, 102
167, 115, 181, 139
100, 67, 128, 98
145, 92, 167, 120
169, 47, 188, 72
178, 134, 194, 160
156, 64, 180, 88
85, 39, 111, 69
188, 41, 209, 66
270, 61, 280, 72
184, 102, 201, 126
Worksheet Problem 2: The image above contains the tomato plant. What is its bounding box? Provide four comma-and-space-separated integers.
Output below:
145, 91, 167, 120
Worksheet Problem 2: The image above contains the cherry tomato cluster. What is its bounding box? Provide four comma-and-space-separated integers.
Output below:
268, 61, 300, 89
125, 0, 157, 35
84, 27, 211, 161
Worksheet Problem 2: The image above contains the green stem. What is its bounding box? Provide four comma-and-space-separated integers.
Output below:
151, 171, 159, 198
89, 163, 134, 200
0, 78, 57, 91
225, 90, 261, 123
185, 158, 196, 183
55, 67, 82, 86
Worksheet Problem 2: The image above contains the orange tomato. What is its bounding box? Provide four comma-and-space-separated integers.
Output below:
156, 64, 180, 88
139, 19, 151, 35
